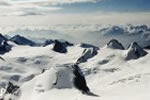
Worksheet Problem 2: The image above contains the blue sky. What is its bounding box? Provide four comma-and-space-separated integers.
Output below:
0, 0, 150, 26
0, 0, 150, 15
61, 0, 150, 13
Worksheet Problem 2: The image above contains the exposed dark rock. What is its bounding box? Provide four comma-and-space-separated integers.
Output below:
125, 42, 147, 60
0, 82, 21, 100
0, 34, 11, 55
107, 39, 124, 50
53, 40, 67, 53
43, 39, 73, 47
55, 39, 73, 47
144, 45, 150, 49
73, 64, 90, 94
6, 82, 20, 94
0, 34, 8, 43
43, 39, 54, 47
79, 43, 99, 50
0, 56, 5, 61
77, 48, 98, 64
10, 35, 36, 46
0, 40, 12, 54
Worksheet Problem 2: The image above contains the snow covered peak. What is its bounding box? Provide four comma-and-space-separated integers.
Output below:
106, 39, 124, 50
128, 42, 140, 50
10, 35, 36, 46
20, 64, 91, 99
125, 42, 147, 60
76, 48, 98, 64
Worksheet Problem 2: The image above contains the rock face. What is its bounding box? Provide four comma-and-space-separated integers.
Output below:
125, 42, 147, 60
43, 39, 73, 47
0, 82, 20, 100
77, 48, 98, 64
0, 40, 12, 54
10, 35, 36, 46
0, 34, 8, 43
0, 34, 11, 54
107, 39, 124, 50
5, 82, 20, 94
144, 45, 150, 49
73, 64, 90, 94
53, 40, 68, 53
79, 43, 99, 50
34, 64, 90, 94
43, 39, 54, 47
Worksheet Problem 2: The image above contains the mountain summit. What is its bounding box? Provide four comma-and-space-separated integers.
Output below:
125, 42, 147, 60
10, 35, 36, 46
106, 39, 124, 50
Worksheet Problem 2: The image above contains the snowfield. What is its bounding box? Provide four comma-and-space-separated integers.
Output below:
0, 39, 150, 100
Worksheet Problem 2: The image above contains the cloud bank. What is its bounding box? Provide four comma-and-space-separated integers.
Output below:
3, 24, 150, 48
0, 0, 100, 16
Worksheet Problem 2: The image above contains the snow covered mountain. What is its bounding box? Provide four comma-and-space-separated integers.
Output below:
106, 39, 125, 50
125, 42, 147, 60
10, 35, 36, 46
0, 34, 150, 100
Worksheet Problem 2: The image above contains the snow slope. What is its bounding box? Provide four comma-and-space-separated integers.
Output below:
0, 41, 150, 100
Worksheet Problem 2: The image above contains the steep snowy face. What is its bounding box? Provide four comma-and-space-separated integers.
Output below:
77, 48, 98, 64
106, 39, 125, 50
37, 64, 89, 92
125, 42, 147, 60
10, 35, 36, 46
34, 65, 74, 91
21, 64, 90, 97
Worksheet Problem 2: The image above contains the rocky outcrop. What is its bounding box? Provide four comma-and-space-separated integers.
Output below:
106, 39, 124, 50
53, 40, 67, 53
0, 82, 20, 100
0, 40, 12, 54
77, 48, 98, 64
79, 43, 99, 50
73, 64, 90, 94
10, 35, 36, 46
144, 45, 150, 49
0, 34, 7, 43
125, 42, 147, 60
43, 39, 54, 47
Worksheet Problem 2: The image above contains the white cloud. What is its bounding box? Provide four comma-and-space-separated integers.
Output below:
0, 0, 64, 16
9, 0, 98, 5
